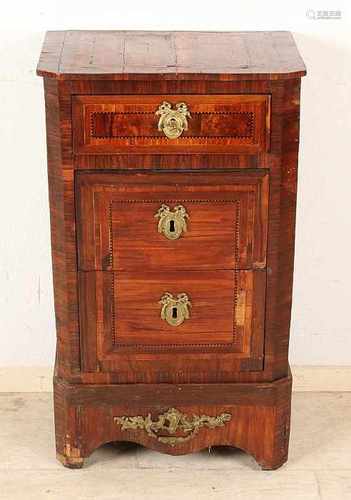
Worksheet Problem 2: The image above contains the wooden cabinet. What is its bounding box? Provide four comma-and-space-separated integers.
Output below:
37, 30, 306, 469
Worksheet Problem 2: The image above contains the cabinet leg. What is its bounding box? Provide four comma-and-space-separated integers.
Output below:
54, 378, 87, 469
56, 452, 85, 469
257, 388, 291, 470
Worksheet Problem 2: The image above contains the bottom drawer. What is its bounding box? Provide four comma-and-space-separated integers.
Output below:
79, 270, 266, 378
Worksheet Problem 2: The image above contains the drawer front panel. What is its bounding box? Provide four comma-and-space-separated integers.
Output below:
103, 271, 238, 348
73, 95, 270, 154
77, 172, 268, 271
79, 269, 265, 374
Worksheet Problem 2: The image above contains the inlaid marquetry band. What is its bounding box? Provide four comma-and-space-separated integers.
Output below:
90, 110, 255, 141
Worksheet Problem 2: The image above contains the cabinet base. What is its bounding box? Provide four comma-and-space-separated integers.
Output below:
54, 371, 292, 470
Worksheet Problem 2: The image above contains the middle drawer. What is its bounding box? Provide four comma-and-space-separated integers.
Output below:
76, 171, 268, 271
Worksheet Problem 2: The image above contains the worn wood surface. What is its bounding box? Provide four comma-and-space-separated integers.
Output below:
54, 373, 292, 470
43, 79, 79, 376
38, 30, 305, 468
37, 31, 306, 81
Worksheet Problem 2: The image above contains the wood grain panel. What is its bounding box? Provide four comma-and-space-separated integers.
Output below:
37, 31, 306, 81
43, 79, 80, 376
78, 269, 265, 376
106, 270, 238, 348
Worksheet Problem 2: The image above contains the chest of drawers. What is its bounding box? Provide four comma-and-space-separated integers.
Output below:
37, 30, 306, 469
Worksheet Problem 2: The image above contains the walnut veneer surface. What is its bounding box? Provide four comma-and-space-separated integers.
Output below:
37, 30, 306, 469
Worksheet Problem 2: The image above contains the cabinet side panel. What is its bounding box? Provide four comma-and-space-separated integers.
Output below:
264, 79, 301, 378
276, 79, 301, 375
44, 78, 80, 374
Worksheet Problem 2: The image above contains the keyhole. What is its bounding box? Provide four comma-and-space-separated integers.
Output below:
172, 307, 178, 319
169, 220, 175, 233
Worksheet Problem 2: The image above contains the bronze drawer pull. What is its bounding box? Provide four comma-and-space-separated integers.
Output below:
159, 292, 191, 327
114, 407, 232, 447
156, 101, 191, 139
155, 204, 189, 240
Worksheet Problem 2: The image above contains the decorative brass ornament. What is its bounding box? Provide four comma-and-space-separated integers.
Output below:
114, 407, 232, 447
159, 292, 191, 327
156, 101, 191, 139
154, 204, 189, 240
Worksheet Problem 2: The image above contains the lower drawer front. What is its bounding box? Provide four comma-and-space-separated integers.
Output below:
79, 270, 266, 378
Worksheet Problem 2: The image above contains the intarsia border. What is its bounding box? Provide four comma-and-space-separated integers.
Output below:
90, 110, 255, 141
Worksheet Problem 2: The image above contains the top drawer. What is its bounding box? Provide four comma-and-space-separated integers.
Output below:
73, 95, 270, 155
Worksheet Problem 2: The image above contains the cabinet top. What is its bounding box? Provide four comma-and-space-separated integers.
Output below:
37, 30, 306, 81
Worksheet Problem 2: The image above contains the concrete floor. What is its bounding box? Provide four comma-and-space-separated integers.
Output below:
0, 392, 350, 499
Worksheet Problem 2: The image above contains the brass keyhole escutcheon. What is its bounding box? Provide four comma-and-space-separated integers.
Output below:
159, 292, 191, 327
155, 101, 191, 139
154, 204, 189, 240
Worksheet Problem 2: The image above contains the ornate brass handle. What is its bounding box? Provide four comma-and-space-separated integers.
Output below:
155, 101, 191, 139
154, 204, 189, 240
114, 407, 232, 447
159, 292, 191, 327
